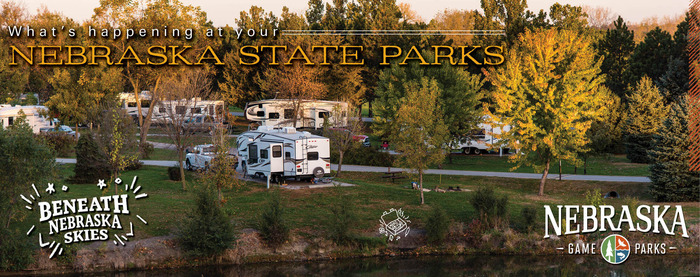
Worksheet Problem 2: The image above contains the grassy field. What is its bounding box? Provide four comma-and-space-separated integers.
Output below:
434, 154, 649, 176
12, 164, 697, 244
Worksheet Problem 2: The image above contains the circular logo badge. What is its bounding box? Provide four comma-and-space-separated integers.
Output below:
600, 234, 630, 264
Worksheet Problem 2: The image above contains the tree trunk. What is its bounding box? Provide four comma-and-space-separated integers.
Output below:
419, 169, 424, 205
539, 160, 550, 196
448, 152, 453, 164
218, 186, 223, 203
368, 100, 373, 118
336, 151, 344, 177
178, 150, 186, 191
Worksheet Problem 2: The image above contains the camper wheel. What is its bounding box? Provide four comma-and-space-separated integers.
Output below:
185, 159, 192, 171
313, 167, 325, 179
241, 162, 247, 175
473, 148, 482, 155
462, 147, 472, 155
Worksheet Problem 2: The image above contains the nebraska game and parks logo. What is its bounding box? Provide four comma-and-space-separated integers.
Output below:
600, 234, 630, 264
21, 177, 148, 259
543, 205, 688, 264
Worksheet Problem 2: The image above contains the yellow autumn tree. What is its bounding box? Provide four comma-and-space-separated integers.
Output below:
392, 78, 449, 205
486, 28, 606, 196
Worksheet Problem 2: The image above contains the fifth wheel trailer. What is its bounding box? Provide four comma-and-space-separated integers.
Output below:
237, 126, 331, 182
244, 99, 349, 129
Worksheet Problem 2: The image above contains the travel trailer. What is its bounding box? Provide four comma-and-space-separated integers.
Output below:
237, 126, 331, 182
118, 92, 226, 124
455, 120, 513, 155
244, 99, 349, 129
0, 105, 55, 133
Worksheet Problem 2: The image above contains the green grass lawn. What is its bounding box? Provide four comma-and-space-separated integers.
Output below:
433, 154, 649, 176
12, 164, 697, 245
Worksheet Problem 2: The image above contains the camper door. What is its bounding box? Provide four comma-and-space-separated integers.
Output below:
270, 143, 283, 173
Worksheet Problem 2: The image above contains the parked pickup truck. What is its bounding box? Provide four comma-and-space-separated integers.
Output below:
185, 144, 216, 171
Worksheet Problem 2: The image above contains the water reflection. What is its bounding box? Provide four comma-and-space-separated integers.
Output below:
63, 255, 700, 277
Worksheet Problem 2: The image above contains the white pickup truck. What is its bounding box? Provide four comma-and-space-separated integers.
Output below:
185, 144, 215, 171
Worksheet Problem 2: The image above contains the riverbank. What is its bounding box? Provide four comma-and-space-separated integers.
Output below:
9, 224, 700, 275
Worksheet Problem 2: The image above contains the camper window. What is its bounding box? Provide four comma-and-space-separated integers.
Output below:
308, 152, 319, 161
141, 100, 151, 108
176, 106, 187, 115
318, 112, 330, 119
284, 109, 293, 119
128, 102, 137, 107
159, 107, 166, 113
8, 117, 13, 126
191, 107, 202, 114
272, 145, 282, 158
256, 111, 265, 117
260, 148, 268, 159
269, 112, 280, 119
285, 152, 291, 158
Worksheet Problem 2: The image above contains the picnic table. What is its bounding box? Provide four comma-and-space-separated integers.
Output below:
382, 171, 406, 183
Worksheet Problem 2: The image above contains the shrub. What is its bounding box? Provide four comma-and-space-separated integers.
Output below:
327, 196, 356, 245
37, 132, 75, 157
520, 206, 537, 232
168, 166, 182, 181
178, 189, 235, 257
259, 192, 289, 250
140, 142, 155, 159
0, 228, 34, 270
124, 159, 143, 171
584, 189, 603, 207
71, 133, 110, 184
426, 206, 450, 245
469, 187, 508, 228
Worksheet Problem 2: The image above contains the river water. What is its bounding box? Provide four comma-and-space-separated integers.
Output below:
71, 254, 698, 277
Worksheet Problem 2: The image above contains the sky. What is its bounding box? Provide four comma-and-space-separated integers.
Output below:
18, 0, 688, 27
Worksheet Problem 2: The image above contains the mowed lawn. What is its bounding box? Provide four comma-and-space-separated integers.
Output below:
433, 154, 649, 176
11, 164, 697, 245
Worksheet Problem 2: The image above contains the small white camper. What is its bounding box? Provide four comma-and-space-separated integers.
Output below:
0, 105, 55, 133
237, 126, 331, 182
244, 99, 349, 129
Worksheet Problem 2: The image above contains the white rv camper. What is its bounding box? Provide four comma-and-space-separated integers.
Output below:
244, 99, 349, 129
0, 105, 55, 133
237, 126, 331, 182
119, 92, 226, 124
455, 120, 513, 155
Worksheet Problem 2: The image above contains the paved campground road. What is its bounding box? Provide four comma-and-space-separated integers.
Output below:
55, 158, 651, 183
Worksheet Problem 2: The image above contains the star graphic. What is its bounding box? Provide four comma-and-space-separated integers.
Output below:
45, 183, 55, 195
97, 179, 107, 190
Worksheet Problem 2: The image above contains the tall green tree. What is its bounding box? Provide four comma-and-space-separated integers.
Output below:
658, 15, 689, 104
46, 66, 122, 132
487, 28, 605, 196
0, 116, 54, 271
374, 55, 484, 163
648, 96, 699, 202
390, 78, 449, 205
306, 0, 324, 29
0, 115, 55, 229
596, 16, 635, 99
629, 27, 673, 84
624, 77, 668, 163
